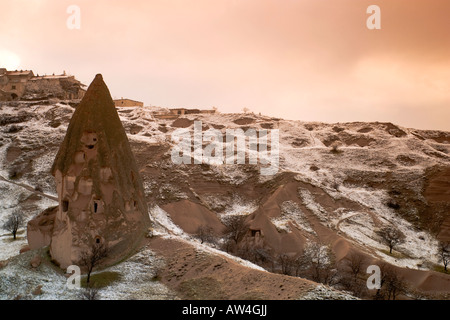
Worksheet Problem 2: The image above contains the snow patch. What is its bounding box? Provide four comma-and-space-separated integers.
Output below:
271, 200, 316, 235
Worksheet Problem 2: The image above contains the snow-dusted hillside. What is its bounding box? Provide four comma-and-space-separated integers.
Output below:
1, 101, 450, 299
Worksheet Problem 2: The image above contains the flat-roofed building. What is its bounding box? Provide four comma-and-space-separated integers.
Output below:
114, 98, 144, 107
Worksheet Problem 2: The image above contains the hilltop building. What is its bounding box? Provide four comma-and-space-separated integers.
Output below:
0, 69, 34, 100
0, 68, 86, 101
153, 107, 216, 119
113, 98, 144, 107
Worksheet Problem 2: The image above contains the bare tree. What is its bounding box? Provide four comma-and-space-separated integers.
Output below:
298, 241, 336, 284
2, 212, 24, 240
278, 253, 296, 276
223, 215, 248, 244
347, 251, 366, 282
336, 251, 368, 298
253, 247, 273, 266
195, 225, 216, 245
80, 241, 108, 284
376, 225, 406, 254
374, 263, 407, 300
236, 242, 256, 262
222, 238, 235, 253
438, 241, 450, 272
79, 285, 100, 300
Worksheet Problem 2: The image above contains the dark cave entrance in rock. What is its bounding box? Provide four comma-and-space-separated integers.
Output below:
62, 200, 69, 212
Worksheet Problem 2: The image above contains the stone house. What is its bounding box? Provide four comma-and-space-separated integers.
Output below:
113, 98, 144, 107
0, 68, 34, 100
25, 74, 86, 100
169, 107, 216, 116
0, 68, 86, 101
153, 107, 216, 119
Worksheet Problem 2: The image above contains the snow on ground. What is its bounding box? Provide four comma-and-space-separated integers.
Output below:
338, 185, 440, 265
301, 284, 358, 300
0, 233, 27, 261
99, 248, 175, 300
0, 249, 79, 300
150, 205, 267, 272
0, 246, 175, 300
150, 205, 186, 237
31, 152, 57, 183
209, 164, 252, 185
339, 213, 385, 251
0, 143, 11, 179
271, 200, 316, 235
339, 186, 391, 217
298, 188, 329, 224
0, 179, 58, 261
1, 103, 449, 298
220, 198, 258, 218
395, 220, 438, 264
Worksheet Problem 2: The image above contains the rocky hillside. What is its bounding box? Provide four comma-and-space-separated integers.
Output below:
1, 101, 450, 299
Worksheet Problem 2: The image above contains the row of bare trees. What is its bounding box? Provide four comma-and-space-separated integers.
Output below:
275, 242, 416, 300
338, 251, 409, 299
276, 242, 337, 285
194, 216, 450, 281
194, 216, 414, 300
195, 215, 248, 248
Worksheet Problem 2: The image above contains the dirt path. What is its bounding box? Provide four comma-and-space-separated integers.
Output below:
336, 211, 361, 231
0, 175, 58, 202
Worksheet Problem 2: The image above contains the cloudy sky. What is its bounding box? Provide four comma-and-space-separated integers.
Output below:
1, 0, 449, 130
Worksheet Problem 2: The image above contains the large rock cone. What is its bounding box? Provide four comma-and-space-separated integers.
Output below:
49, 74, 150, 269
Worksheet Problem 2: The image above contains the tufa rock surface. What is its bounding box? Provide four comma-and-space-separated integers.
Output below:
27, 206, 58, 250
28, 74, 150, 269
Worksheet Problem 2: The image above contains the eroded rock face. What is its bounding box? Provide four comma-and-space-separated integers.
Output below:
27, 206, 58, 250
47, 74, 150, 269
424, 167, 450, 241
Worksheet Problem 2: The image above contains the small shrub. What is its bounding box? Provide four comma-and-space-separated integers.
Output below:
6, 125, 22, 133
79, 285, 100, 300
195, 225, 216, 245
387, 201, 400, 210
332, 182, 340, 190
330, 142, 343, 154
8, 166, 22, 180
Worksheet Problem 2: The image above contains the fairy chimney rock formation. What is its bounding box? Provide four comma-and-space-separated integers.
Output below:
49, 74, 150, 269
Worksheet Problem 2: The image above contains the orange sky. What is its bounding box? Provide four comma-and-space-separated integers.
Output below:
1, 0, 449, 130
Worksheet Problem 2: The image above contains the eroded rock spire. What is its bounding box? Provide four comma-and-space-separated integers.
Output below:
48, 73, 150, 268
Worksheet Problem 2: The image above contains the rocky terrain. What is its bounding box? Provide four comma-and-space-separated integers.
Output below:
1, 100, 450, 300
